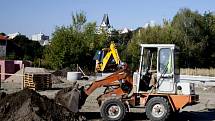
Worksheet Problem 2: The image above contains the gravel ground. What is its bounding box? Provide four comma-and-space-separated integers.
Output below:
1, 78, 215, 121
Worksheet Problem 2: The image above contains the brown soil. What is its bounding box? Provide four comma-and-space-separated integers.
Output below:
0, 92, 6, 100
53, 67, 71, 77
0, 89, 85, 121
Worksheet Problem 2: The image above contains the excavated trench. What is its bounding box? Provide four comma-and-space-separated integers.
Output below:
0, 88, 85, 121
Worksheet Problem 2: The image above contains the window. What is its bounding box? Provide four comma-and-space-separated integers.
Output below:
159, 48, 172, 74
0, 40, 6, 46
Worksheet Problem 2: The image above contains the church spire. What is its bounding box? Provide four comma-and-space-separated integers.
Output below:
100, 14, 111, 28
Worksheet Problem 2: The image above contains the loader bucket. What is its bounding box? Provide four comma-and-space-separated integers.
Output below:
55, 81, 88, 113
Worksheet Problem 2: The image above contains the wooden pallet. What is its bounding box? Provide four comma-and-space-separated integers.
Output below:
24, 73, 52, 90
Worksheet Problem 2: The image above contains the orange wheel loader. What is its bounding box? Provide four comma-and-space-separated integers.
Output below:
61, 44, 199, 121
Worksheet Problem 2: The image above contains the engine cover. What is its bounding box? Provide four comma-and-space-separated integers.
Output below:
177, 82, 195, 95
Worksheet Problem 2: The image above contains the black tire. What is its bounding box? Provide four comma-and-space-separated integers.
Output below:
100, 99, 126, 121
146, 97, 171, 121
170, 109, 180, 120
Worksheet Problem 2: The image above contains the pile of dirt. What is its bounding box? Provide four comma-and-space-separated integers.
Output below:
0, 92, 6, 100
0, 89, 85, 121
25, 67, 50, 73
53, 67, 71, 77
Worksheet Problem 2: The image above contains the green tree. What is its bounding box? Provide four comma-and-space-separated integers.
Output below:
6, 35, 43, 66
44, 9, 215, 70
0, 33, 6, 36
172, 8, 209, 67
203, 12, 215, 67
44, 12, 108, 70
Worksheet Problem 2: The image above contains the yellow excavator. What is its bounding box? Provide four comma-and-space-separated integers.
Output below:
93, 42, 121, 72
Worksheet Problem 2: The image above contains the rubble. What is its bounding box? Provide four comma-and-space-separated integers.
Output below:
0, 92, 6, 100
53, 67, 71, 77
0, 89, 85, 121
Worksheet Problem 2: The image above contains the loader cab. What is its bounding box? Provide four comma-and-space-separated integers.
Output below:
134, 44, 180, 94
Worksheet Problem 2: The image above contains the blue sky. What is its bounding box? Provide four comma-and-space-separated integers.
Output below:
0, 0, 214, 37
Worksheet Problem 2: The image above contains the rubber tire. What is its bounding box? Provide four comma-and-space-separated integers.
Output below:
146, 97, 171, 121
170, 109, 180, 120
100, 99, 126, 121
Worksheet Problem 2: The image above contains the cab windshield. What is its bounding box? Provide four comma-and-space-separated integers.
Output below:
159, 48, 172, 74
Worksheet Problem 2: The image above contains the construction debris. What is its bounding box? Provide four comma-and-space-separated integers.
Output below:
0, 89, 85, 121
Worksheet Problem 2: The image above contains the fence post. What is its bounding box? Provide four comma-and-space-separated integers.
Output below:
22, 64, 25, 90
0, 68, 1, 90
195, 68, 197, 76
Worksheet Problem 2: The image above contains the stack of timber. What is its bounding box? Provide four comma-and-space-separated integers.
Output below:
24, 73, 52, 90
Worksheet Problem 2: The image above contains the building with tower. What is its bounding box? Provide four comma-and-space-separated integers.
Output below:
97, 14, 114, 34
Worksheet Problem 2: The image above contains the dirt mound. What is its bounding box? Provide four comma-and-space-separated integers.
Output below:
0, 89, 85, 121
51, 75, 64, 84
25, 67, 49, 73
0, 92, 6, 100
53, 67, 71, 77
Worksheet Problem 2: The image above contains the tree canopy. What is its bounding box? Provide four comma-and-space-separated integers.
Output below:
4, 8, 215, 72
43, 12, 108, 70
127, 8, 215, 69
6, 35, 43, 65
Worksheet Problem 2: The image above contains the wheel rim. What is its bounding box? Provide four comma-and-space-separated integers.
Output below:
151, 103, 165, 118
107, 104, 121, 119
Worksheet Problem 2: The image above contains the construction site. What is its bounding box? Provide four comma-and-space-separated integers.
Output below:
1, 2, 215, 121
0, 67, 215, 121
0, 42, 215, 121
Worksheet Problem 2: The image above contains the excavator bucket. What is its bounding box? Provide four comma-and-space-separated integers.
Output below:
55, 81, 87, 113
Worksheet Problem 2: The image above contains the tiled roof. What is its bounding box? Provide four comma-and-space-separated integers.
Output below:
0, 35, 8, 40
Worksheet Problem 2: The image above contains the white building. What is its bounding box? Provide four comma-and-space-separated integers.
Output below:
119, 28, 131, 34
8, 32, 21, 39
31, 33, 50, 46
42, 40, 50, 46
32, 33, 49, 41
96, 14, 114, 35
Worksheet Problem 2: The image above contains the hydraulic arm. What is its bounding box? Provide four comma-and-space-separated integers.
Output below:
85, 68, 133, 96
94, 42, 121, 72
